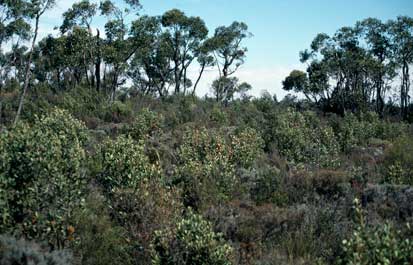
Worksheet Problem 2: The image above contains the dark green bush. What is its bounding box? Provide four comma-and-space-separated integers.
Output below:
339, 198, 413, 264
0, 109, 87, 248
151, 210, 234, 265
383, 136, 413, 185
96, 135, 160, 193
70, 191, 132, 265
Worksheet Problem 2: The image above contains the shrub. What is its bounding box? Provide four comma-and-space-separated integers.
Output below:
176, 128, 237, 208
151, 210, 234, 265
123, 108, 164, 141
267, 109, 340, 168
103, 101, 133, 123
176, 127, 263, 209
0, 235, 72, 265
70, 191, 132, 265
110, 181, 183, 264
383, 136, 413, 185
96, 135, 160, 193
230, 127, 264, 169
334, 112, 407, 153
338, 198, 413, 265
0, 108, 87, 248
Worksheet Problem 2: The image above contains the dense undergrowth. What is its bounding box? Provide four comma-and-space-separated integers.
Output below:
1, 87, 413, 264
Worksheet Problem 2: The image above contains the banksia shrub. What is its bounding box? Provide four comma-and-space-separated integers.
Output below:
96, 135, 160, 193
151, 210, 233, 265
0, 108, 87, 248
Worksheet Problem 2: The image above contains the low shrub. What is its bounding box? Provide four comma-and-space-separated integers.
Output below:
151, 210, 234, 265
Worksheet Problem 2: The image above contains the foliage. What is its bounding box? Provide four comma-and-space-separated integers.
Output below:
110, 181, 183, 264
383, 136, 413, 185
70, 191, 132, 265
339, 198, 413, 264
176, 127, 263, 209
151, 210, 234, 265
96, 135, 160, 193
123, 108, 164, 140
333, 112, 406, 152
0, 108, 87, 248
267, 109, 340, 168
0, 235, 72, 265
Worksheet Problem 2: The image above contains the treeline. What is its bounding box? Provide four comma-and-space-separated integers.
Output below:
283, 17, 413, 118
1, 0, 251, 125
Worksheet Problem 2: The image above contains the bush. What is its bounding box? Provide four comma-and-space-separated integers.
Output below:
383, 136, 413, 185
123, 108, 164, 141
103, 101, 133, 123
110, 181, 183, 264
0, 235, 72, 265
338, 198, 413, 264
175, 127, 263, 209
0, 108, 87, 248
267, 109, 340, 168
151, 210, 234, 265
96, 135, 160, 193
70, 191, 132, 265
334, 112, 407, 153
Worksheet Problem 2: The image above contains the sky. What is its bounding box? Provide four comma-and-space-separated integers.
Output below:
39, 0, 413, 98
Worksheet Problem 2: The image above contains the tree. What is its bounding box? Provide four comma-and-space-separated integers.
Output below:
161, 9, 208, 94
60, 0, 98, 90
0, 0, 31, 124
211, 76, 251, 103
100, 0, 141, 101
388, 16, 413, 118
357, 18, 395, 116
14, 0, 55, 125
128, 15, 173, 98
209, 21, 251, 78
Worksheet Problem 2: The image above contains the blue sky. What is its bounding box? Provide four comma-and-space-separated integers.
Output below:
41, 0, 413, 98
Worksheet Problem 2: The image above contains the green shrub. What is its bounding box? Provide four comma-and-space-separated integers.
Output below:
334, 112, 407, 153
267, 109, 340, 168
110, 181, 183, 264
0, 108, 87, 248
0, 235, 72, 265
338, 198, 413, 265
230, 127, 264, 169
151, 210, 233, 265
123, 108, 164, 140
176, 127, 262, 209
382, 136, 413, 185
70, 191, 132, 265
96, 135, 160, 193
103, 101, 133, 123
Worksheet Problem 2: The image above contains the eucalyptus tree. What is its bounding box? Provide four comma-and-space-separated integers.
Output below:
209, 21, 251, 78
32, 35, 67, 89
128, 15, 173, 98
357, 18, 396, 115
60, 0, 98, 89
211, 76, 251, 104
388, 16, 413, 118
99, 0, 141, 101
0, 0, 31, 123
192, 41, 215, 95
160, 9, 208, 94
14, 0, 56, 125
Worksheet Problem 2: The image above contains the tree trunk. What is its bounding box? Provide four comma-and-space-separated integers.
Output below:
193, 63, 206, 96
95, 29, 101, 92
14, 14, 40, 126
